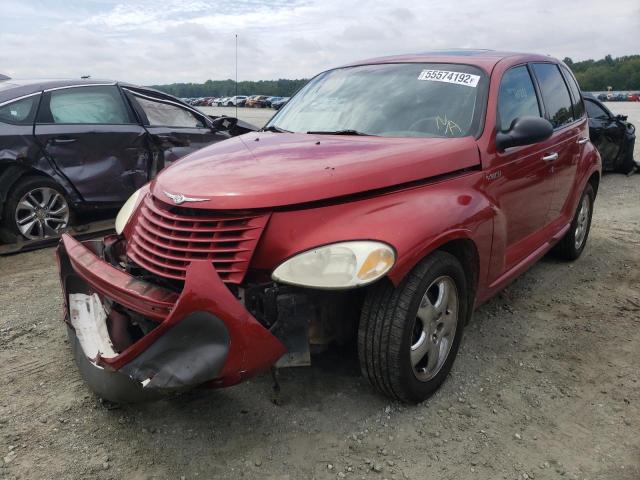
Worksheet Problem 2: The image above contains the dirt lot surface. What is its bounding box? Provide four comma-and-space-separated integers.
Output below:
1, 104, 639, 480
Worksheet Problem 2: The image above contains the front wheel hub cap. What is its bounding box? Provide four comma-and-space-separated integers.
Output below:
410, 275, 459, 382
15, 187, 69, 240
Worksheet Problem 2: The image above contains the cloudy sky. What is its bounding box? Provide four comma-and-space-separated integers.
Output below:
1, 0, 638, 85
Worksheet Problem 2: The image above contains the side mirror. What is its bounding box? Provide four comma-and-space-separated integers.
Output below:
496, 116, 553, 151
209, 115, 238, 131
616, 114, 628, 121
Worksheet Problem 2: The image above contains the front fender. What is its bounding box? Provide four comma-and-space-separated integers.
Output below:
252, 170, 494, 290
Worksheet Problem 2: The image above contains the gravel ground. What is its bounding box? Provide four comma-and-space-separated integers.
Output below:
1, 104, 639, 480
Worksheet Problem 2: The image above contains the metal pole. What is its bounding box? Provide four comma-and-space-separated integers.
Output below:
235, 34, 238, 119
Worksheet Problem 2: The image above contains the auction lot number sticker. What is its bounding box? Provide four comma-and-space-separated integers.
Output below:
418, 69, 480, 87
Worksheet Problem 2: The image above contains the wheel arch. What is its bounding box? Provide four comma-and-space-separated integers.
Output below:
387, 231, 481, 315
0, 162, 72, 220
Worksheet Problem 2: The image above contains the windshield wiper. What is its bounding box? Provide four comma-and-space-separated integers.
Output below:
262, 125, 290, 133
307, 129, 374, 136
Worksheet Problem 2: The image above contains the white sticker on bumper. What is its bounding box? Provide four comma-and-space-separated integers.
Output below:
69, 293, 117, 360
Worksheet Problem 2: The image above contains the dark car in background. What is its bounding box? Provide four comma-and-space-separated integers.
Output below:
271, 96, 290, 110
0, 78, 255, 241
583, 94, 636, 173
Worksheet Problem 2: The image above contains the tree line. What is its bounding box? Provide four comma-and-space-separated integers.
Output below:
149, 54, 640, 98
565, 54, 640, 91
149, 78, 309, 98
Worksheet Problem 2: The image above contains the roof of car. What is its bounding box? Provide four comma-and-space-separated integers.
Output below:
0, 78, 137, 103
342, 50, 557, 73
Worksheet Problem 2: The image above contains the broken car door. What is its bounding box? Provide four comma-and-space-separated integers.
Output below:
124, 88, 228, 172
585, 98, 624, 169
34, 85, 150, 203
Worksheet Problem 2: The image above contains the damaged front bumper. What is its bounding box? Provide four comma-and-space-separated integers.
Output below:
56, 233, 287, 402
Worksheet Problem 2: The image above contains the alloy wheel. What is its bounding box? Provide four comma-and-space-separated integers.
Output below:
14, 187, 69, 239
410, 275, 459, 382
574, 195, 590, 249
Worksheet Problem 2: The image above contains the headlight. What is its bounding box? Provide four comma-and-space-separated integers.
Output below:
115, 188, 143, 235
271, 241, 395, 289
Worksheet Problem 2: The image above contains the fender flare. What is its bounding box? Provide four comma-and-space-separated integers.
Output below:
388, 228, 479, 285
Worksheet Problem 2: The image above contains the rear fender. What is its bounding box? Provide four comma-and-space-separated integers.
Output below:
564, 140, 602, 217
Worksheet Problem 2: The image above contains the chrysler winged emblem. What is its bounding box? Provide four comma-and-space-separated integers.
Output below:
163, 191, 208, 205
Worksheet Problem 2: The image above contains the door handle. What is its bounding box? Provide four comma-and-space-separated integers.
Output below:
577, 137, 589, 145
542, 152, 558, 162
50, 137, 77, 144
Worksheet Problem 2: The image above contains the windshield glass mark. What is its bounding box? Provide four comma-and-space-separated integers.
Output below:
268, 63, 487, 138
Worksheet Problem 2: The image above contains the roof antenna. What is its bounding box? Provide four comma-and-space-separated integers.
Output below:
235, 33, 238, 120
81, 75, 91, 79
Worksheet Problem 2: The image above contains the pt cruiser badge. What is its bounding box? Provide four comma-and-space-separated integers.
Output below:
163, 191, 208, 205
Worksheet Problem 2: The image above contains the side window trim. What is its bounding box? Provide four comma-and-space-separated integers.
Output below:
36, 84, 137, 125
496, 63, 543, 132
526, 62, 547, 120
529, 62, 578, 131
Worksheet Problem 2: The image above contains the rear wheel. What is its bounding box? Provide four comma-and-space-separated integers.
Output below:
358, 251, 469, 403
554, 183, 594, 260
3, 176, 72, 240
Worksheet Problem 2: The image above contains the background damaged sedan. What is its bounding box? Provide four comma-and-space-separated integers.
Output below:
57, 50, 601, 403
0, 78, 254, 242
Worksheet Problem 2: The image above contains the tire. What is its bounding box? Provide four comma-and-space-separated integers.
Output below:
553, 183, 594, 260
2, 176, 72, 240
358, 251, 469, 403
619, 130, 637, 174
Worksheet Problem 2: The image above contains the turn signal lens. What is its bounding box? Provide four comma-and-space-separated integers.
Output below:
357, 248, 395, 281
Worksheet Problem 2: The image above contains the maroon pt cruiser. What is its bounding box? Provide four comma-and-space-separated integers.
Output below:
57, 50, 600, 403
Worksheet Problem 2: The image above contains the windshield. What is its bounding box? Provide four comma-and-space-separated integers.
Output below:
267, 63, 487, 138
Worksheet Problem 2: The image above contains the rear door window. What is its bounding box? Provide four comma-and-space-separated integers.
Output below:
531, 63, 575, 128
132, 94, 204, 128
497, 66, 541, 132
42, 86, 133, 124
560, 66, 585, 119
0, 94, 40, 125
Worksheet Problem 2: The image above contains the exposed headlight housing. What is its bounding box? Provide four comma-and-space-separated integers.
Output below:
115, 188, 143, 235
271, 241, 395, 289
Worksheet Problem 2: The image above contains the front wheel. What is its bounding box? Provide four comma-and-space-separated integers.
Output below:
553, 183, 594, 260
358, 251, 469, 403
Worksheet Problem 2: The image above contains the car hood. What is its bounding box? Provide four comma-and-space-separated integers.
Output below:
152, 133, 480, 210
